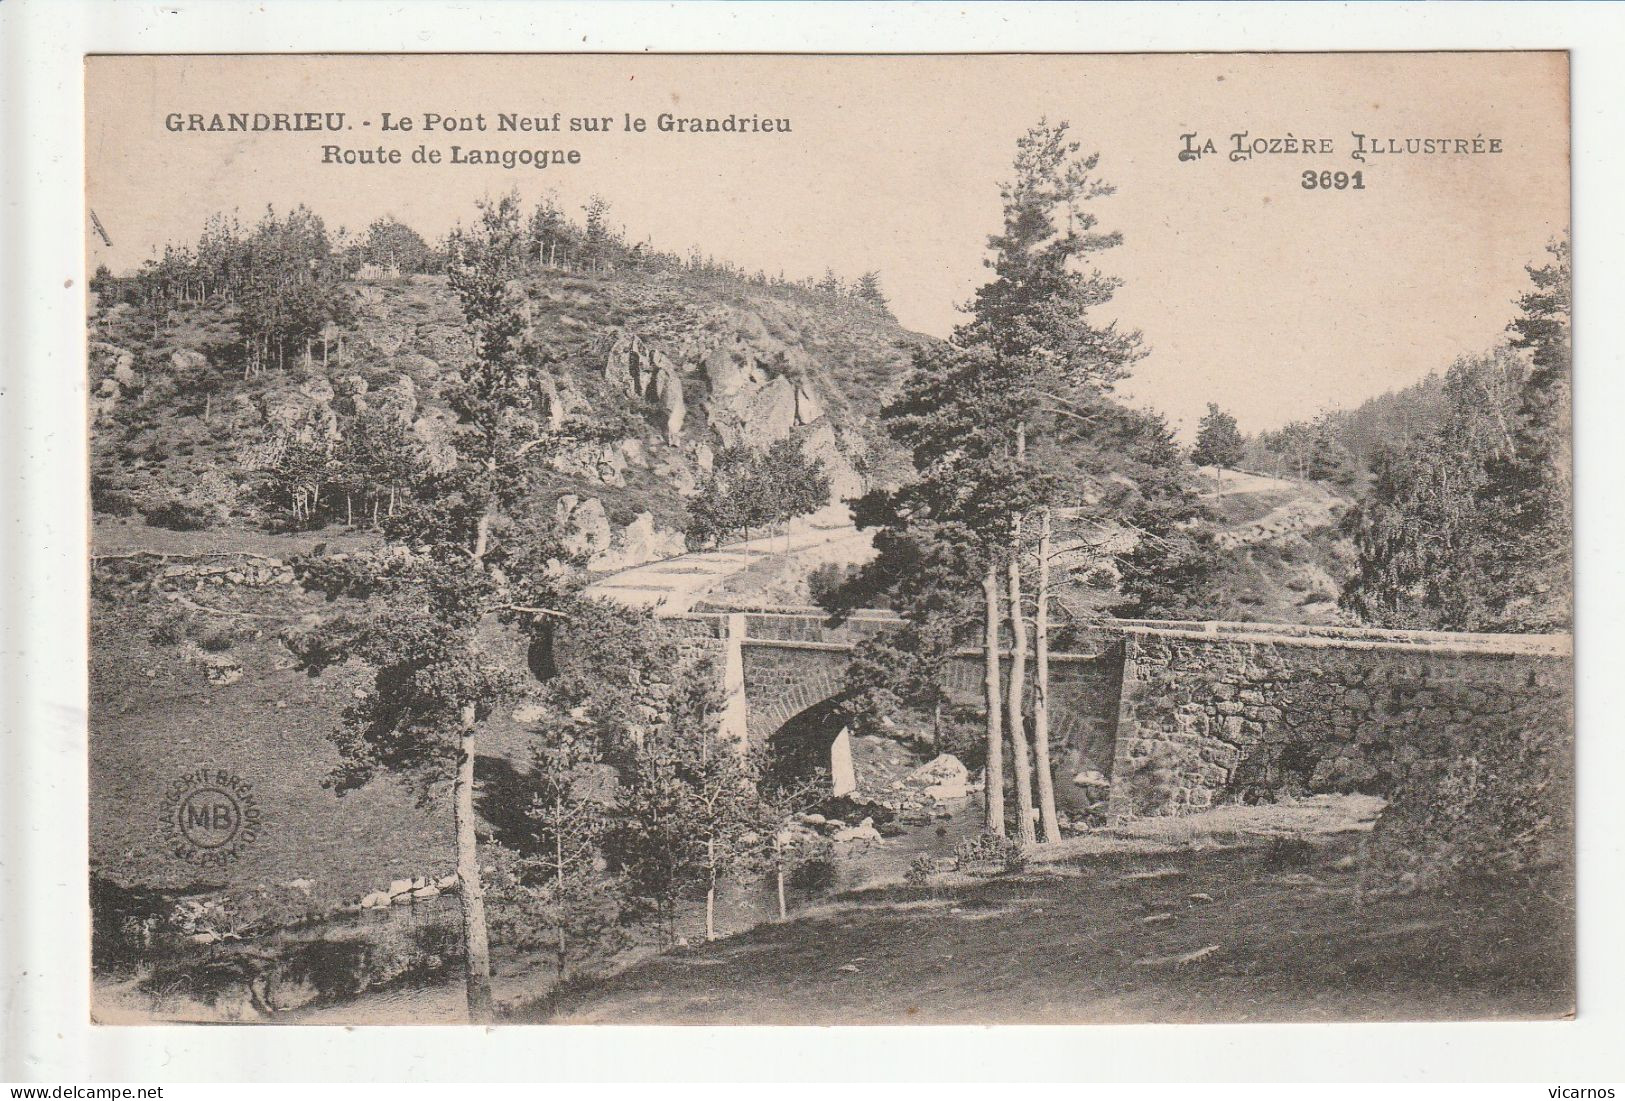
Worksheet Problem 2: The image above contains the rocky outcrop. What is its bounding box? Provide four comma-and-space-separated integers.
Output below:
89, 342, 139, 424
261, 378, 339, 443
606, 332, 686, 445
589, 511, 687, 572
794, 420, 864, 502
410, 408, 458, 473
556, 494, 613, 560
332, 374, 369, 416
378, 374, 418, 424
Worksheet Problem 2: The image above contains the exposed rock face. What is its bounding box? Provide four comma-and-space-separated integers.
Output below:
333, 374, 369, 416
590, 510, 688, 572
261, 380, 339, 443
703, 344, 748, 399
594, 445, 627, 487
793, 381, 823, 425
652, 361, 685, 444
794, 420, 864, 502
379, 374, 418, 424
594, 319, 873, 507
89, 342, 139, 423
606, 332, 686, 444
556, 493, 613, 560
410, 408, 458, 473
732, 375, 798, 448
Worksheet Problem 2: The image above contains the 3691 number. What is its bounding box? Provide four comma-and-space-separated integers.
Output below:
1302, 170, 1365, 191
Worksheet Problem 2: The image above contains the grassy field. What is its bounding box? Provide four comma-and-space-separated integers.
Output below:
516, 797, 1573, 1025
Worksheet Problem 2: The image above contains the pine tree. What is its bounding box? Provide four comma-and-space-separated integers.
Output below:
1478, 238, 1572, 631
1192, 402, 1244, 483
287, 192, 576, 1021
855, 271, 890, 313
953, 120, 1144, 845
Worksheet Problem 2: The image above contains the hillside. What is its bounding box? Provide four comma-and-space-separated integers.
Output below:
90, 264, 922, 565
1198, 471, 1357, 626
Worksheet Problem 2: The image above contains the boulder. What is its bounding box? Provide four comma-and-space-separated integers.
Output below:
360, 891, 391, 910
703, 344, 747, 398
832, 819, 883, 845
387, 878, 414, 898
908, 753, 969, 788
738, 375, 798, 446
793, 381, 824, 425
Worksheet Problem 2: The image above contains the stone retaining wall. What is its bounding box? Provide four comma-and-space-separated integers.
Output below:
1106, 624, 1573, 885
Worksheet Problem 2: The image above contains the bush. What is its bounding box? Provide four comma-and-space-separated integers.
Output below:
147, 604, 193, 645
786, 837, 838, 898
192, 619, 237, 652
807, 562, 859, 608
91, 474, 140, 517
954, 832, 1027, 875
904, 855, 937, 891
143, 498, 215, 531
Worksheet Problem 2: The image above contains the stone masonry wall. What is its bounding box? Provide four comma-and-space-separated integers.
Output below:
1107, 626, 1572, 836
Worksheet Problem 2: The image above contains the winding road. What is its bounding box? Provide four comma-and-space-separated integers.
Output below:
581, 506, 873, 614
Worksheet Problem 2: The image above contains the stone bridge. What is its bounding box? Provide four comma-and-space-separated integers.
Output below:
656, 606, 1572, 833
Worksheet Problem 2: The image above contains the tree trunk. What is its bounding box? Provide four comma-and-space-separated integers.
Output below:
555, 804, 567, 978
455, 705, 495, 1022
981, 565, 1006, 837
1033, 507, 1061, 844
202, 392, 212, 423
705, 838, 717, 941
1006, 422, 1037, 847
1006, 515, 1037, 848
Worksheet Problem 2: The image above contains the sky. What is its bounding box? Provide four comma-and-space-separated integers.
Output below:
85, 53, 1569, 438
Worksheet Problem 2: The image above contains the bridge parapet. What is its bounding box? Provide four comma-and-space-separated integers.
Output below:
656, 604, 1571, 887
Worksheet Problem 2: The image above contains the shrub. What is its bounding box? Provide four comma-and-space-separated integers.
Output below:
192, 619, 237, 653
807, 562, 859, 607
786, 837, 838, 898
91, 474, 140, 517
954, 832, 1027, 875
143, 497, 215, 531
904, 855, 937, 891
147, 604, 193, 645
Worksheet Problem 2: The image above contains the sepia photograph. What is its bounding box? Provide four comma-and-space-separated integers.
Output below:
79, 51, 1574, 1028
